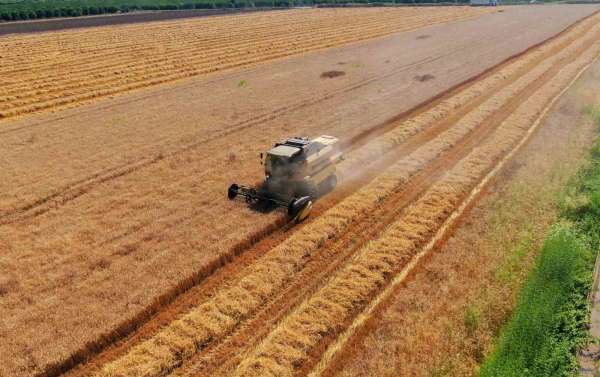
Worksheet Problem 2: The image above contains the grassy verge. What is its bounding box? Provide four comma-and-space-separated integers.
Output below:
480, 106, 600, 377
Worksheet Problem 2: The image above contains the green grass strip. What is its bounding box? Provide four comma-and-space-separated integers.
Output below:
480, 226, 593, 376
480, 107, 600, 377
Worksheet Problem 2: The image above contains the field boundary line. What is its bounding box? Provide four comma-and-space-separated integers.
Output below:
309, 51, 600, 377
0, 8, 285, 36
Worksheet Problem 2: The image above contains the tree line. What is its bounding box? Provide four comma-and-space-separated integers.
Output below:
0, 0, 469, 22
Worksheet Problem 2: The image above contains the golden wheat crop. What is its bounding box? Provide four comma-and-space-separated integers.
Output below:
3, 7, 598, 377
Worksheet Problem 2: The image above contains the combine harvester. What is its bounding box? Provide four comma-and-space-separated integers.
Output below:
228, 135, 343, 222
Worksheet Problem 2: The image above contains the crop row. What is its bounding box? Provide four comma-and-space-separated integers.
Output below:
0, 10, 474, 76
0, 12, 461, 88
92, 17, 600, 376
0, 8, 491, 119
0, 10, 474, 84
234, 36, 600, 377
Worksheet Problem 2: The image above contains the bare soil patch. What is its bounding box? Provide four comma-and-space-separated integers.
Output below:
414, 73, 436, 82
321, 70, 347, 79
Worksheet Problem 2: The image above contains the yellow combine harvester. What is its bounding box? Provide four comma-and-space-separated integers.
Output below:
228, 135, 343, 222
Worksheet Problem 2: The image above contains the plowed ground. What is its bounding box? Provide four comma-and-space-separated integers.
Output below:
2, 5, 600, 377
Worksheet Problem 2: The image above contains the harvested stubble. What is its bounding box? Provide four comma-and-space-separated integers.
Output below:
0, 7, 492, 119
339, 14, 597, 172
233, 38, 600, 377
94, 20, 600, 376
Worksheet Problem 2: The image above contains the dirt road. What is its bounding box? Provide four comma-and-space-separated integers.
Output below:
1, 5, 600, 377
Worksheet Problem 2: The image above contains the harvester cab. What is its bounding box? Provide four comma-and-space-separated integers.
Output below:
228, 135, 342, 223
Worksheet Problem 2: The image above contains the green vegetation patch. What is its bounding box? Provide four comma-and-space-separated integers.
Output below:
480, 226, 593, 376
0, 0, 236, 21
480, 106, 600, 377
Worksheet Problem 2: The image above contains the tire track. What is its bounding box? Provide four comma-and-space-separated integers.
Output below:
27, 40, 476, 377
1, 7, 590, 224
91, 6, 594, 266
316, 51, 600, 377
0, 39, 478, 224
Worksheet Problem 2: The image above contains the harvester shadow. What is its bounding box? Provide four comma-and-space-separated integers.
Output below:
248, 200, 279, 214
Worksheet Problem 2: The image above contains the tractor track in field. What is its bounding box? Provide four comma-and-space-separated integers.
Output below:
173, 92, 523, 377
313, 53, 600, 377
231, 34, 600, 377
62, 12, 600, 377
28, 39, 515, 377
